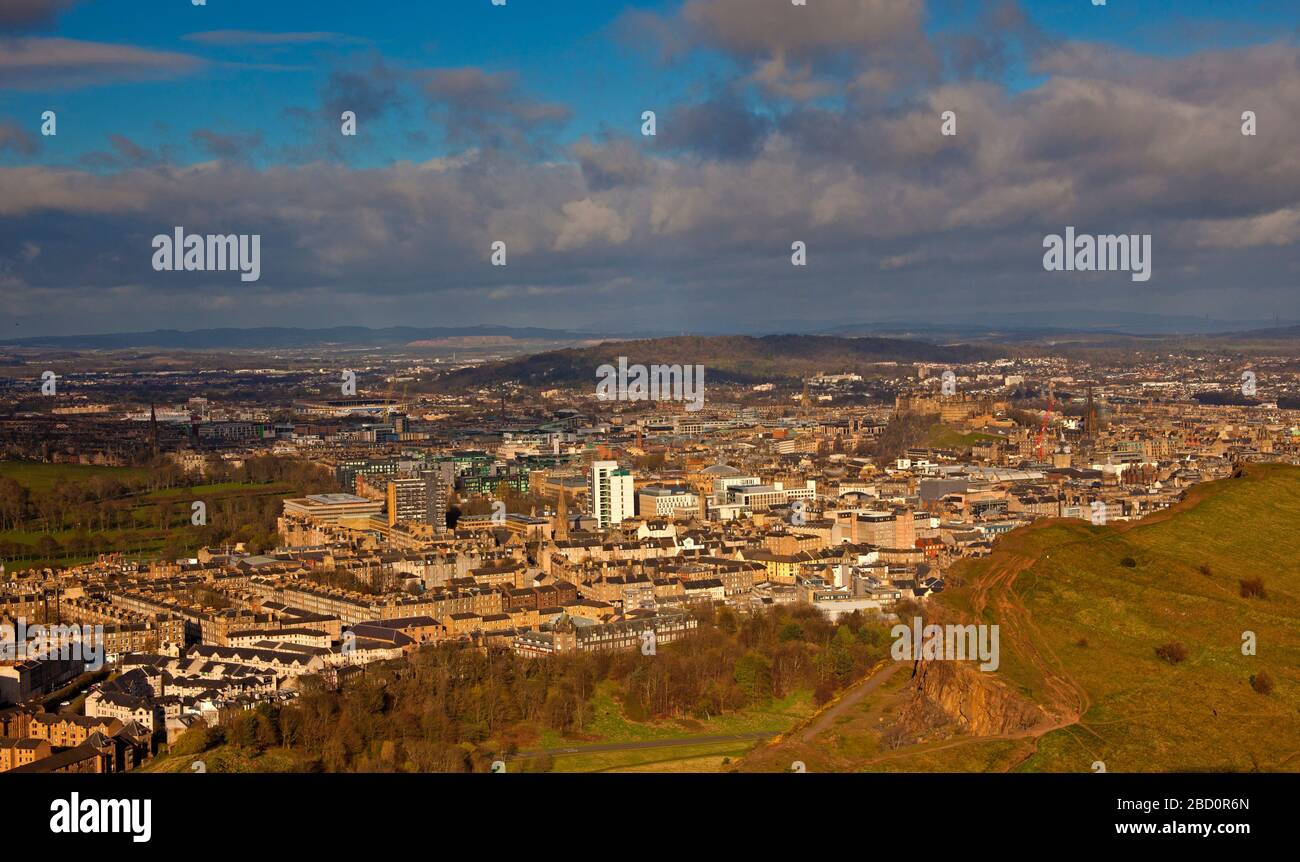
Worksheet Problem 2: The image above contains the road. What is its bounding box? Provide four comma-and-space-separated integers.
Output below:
513, 731, 772, 759
798, 661, 905, 743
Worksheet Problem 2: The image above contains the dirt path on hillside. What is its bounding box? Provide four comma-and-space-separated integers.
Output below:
843, 529, 1093, 771
513, 731, 773, 759
798, 662, 905, 744
742, 540, 1092, 771
968, 542, 1090, 724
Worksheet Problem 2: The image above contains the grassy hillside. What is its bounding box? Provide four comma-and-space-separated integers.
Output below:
743, 463, 1300, 773
1002, 463, 1300, 772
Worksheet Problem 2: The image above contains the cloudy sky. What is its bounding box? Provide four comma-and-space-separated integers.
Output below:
1, 0, 1299, 337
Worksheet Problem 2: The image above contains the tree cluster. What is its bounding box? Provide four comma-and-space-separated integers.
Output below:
187, 605, 892, 772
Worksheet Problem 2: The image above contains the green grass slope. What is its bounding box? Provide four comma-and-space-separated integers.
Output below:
921, 463, 1300, 772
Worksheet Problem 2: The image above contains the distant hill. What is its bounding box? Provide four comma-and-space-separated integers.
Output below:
816, 311, 1299, 338
431, 334, 1005, 390
0, 325, 595, 350
741, 463, 1300, 773
7, 317, 1297, 350
1222, 323, 1300, 339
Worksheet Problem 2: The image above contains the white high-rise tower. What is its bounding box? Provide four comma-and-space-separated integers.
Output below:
590, 460, 634, 529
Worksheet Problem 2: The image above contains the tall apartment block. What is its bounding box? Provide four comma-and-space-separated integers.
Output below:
589, 460, 634, 530
386, 471, 448, 533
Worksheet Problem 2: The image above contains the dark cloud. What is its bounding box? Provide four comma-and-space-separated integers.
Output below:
937, 1, 1052, 82
627, 0, 935, 100
191, 129, 264, 161
419, 67, 572, 153
659, 94, 772, 160
611, 9, 693, 64
273, 59, 409, 164
322, 58, 405, 120
0, 119, 39, 157
681, 0, 927, 60
79, 134, 169, 169
571, 136, 650, 191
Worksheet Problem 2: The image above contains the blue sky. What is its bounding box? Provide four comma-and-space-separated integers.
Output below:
2, 0, 1299, 335
14, 0, 1298, 169
8, 0, 715, 168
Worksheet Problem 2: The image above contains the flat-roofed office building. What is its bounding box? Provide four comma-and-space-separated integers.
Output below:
282, 493, 384, 525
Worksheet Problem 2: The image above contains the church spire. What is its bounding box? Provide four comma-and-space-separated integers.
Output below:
149, 403, 159, 458
555, 489, 569, 541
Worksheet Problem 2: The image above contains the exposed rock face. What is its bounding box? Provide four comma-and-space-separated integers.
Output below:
900, 660, 1046, 737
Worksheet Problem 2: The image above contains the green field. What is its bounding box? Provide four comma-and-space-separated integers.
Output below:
0, 461, 146, 492
552, 683, 810, 744
0, 460, 291, 572
925, 423, 1003, 449
141, 743, 303, 774
505, 683, 812, 772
